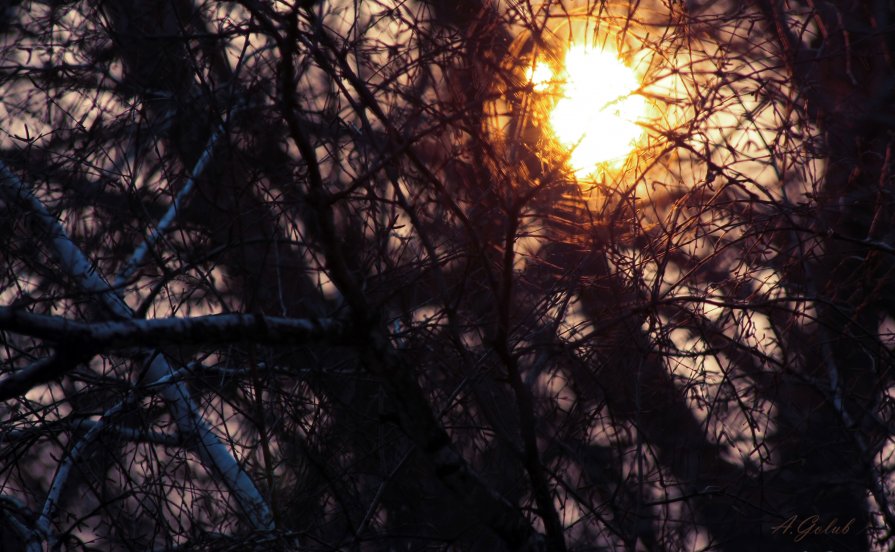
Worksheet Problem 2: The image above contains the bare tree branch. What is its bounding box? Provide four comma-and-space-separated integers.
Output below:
0, 307, 348, 350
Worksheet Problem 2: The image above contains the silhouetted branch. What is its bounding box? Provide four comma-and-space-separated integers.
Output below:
0, 307, 348, 350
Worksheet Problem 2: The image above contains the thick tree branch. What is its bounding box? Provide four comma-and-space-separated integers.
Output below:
0, 307, 348, 350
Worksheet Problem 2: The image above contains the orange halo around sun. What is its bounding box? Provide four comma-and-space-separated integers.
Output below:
527, 45, 647, 176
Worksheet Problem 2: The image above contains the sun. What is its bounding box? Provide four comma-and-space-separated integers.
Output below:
528, 45, 647, 175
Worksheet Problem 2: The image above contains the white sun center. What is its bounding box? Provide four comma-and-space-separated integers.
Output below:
529, 45, 647, 175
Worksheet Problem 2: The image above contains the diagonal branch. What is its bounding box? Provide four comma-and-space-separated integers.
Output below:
35, 401, 127, 549
114, 123, 225, 290
0, 161, 132, 320
0, 349, 91, 403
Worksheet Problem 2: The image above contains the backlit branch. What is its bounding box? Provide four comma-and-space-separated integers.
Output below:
114, 124, 225, 290
0, 307, 348, 350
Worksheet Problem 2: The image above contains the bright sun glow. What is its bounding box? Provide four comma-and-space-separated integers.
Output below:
529, 45, 647, 175
525, 63, 554, 93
